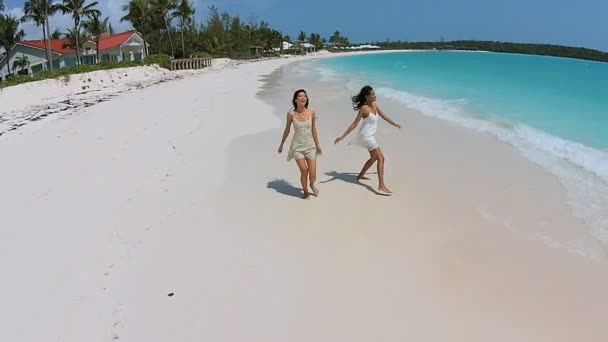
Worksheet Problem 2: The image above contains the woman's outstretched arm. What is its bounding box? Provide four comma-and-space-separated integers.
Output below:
375, 102, 401, 128
335, 110, 363, 144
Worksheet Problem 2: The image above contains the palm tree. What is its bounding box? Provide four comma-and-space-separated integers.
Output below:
121, 0, 152, 56
152, 0, 176, 58
0, 14, 26, 76
50, 27, 61, 39
57, 0, 100, 65
12, 54, 29, 73
297, 30, 306, 43
82, 12, 108, 64
308, 33, 322, 50
172, 0, 194, 57
330, 31, 341, 47
64, 27, 88, 54
0, 0, 5, 12
271, 29, 282, 53
22, 0, 59, 71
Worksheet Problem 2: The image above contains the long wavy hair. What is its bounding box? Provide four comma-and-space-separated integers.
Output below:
292, 89, 309, 109
351, 85, 374, 110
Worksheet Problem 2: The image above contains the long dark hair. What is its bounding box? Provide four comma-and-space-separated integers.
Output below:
292, 89, 309, 109
351, 85, 373, 110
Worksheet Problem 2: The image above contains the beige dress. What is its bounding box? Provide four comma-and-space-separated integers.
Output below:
288, 114, 317, 161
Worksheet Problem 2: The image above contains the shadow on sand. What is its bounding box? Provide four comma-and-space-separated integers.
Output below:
266, 179, 303, 199
320, 171, 389, 196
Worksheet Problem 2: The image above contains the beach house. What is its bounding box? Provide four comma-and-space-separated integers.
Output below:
0, 31, 148, 81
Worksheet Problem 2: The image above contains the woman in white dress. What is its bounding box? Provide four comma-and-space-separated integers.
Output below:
334, 85, 401, 194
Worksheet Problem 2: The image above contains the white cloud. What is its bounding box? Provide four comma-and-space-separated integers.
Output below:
103, 0, 131, 30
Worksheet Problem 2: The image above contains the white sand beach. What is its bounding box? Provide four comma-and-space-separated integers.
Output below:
1, 52, 607, 341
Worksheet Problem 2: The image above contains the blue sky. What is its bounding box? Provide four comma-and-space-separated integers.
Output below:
3, 0, 607, 51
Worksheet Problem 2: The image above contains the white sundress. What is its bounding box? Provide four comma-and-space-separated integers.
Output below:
349, 112, 380, 151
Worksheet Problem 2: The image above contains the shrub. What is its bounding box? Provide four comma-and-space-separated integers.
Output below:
144, 54, 171, 69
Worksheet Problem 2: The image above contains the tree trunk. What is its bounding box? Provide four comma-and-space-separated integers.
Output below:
164, 18, 175, 58
41, 25, 51, 71
75, 38, 81, 65
75, 19, 80, 65
142, 34, 148, 57
5, 53, 11, 76
96, 38, 100, 64
181, 26, 185, 58
45, 10, 53, 71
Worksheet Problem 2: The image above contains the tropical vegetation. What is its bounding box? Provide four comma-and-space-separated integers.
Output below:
377, 40, 608, 63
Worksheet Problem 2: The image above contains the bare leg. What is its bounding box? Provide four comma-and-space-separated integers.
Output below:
357, 150, 376, 181
306, 157, 319, 196
372, 148, 391, 193
295, 158, 310, 199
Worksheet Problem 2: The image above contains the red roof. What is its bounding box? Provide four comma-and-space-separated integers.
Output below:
20, 39, 76, 54
97, 31, 138, 51
19, 31, 140, 54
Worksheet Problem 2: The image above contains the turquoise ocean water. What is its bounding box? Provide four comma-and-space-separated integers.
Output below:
317, 51, 608, 252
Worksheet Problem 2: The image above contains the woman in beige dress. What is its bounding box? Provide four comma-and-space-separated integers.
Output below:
278, 89, 322, 199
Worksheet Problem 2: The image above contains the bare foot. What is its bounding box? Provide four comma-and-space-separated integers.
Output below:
378, 185, 392, 194
310, 183, 319, 197
303, 192, 311, 200
357, 175, 371, 181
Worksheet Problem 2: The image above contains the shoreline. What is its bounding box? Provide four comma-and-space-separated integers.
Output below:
260, 54, 608, 260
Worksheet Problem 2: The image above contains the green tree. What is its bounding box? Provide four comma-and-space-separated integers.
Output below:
22, 0, 59, 71
0, 14, 26, 76
0, 0, 4, 12
339, 36, 349, 47
173, 0, 194, 57
82, 12, 108, 64
271, 29, 282, 53
57, 0, 100, 65
202, 5, 226, 55
121, 0, 152, 56
64, 26, 89, 53
12, 53, 29, 73
50, 27, 61, 39
308, 32, 322, 50
167, 4, 287, 59
329, 30, 341, 47
297, 30, 306, 43
151, 0, 177, 58
229, 15, 249, 57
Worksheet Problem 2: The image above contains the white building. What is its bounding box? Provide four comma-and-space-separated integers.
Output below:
0, 31, 148, 81
347, 44, 381, 50
273, 41, 318, 54
282, 41, 293, 50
